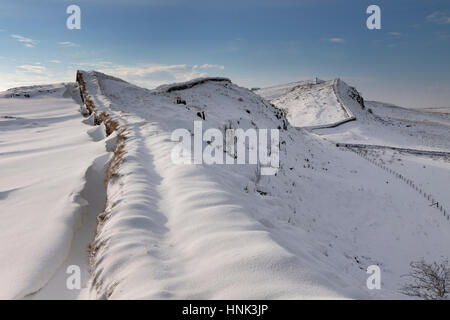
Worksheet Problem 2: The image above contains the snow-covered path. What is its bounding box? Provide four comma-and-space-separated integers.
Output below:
31, 153, 110, 299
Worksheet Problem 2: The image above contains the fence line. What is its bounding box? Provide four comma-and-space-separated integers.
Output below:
336, 143, 450, 158
345, 147, 449, 222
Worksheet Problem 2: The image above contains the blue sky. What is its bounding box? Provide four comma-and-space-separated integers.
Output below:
0, 0, 449, 108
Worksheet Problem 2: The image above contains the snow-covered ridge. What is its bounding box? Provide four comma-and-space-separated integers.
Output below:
2, 83, 80, 101
76, 70, 126, 136
258, 78, 358, 129
300, 79, 357, 129
313, 79, 450, 152
156, 77, 231, 93
255, 79, 324, 101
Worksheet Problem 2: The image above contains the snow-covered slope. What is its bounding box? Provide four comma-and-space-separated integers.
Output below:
0, 84, 109, 299
417, 107, 450, 114
256, 79, 355, 128
1, 72, 449, 300
260, 77, 450, 151
315, 79, 450, 152
79, 71, 343, 299
75, 71, 450, 300
255, 79, 322, 101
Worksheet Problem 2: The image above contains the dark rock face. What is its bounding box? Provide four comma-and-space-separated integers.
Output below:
348, 86, 365, 109
166, 78, 230, 93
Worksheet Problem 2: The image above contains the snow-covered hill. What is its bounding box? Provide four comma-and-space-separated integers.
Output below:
257, 78, 450, 151
1, 72, 449, 300
314, 80, 450, 152
256, 79, 356, 128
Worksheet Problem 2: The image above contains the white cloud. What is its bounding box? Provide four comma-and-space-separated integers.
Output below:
48, 60, 61, 64
329, 37, 345, 43
197, 64, 225, 70
0, 61, 226, 92
427, 11, 450, 24
72, 61, 113, 68
17, 65, 46, 74
388, 32, 405, 37
0, 69, 74, 91
11, 34, 39, 48
59, 41, 78, 47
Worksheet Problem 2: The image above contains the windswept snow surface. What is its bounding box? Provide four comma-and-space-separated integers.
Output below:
255, 79, 321, 101
257, 80, 354, 128
1, 72, 449, 300
0, 84, 108, 299
76, 71, 450, 300
417, 107, 450, 115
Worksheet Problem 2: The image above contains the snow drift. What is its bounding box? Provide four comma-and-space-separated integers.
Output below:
0, 84, 109, 299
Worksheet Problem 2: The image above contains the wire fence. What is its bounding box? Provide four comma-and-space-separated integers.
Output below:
346, 147, 449, 223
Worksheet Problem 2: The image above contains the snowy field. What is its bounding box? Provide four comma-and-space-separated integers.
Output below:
0, 71, 449, 299
0, 84, 109, 298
